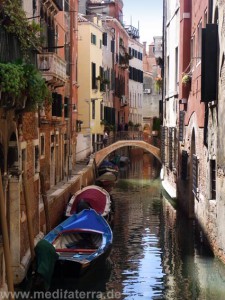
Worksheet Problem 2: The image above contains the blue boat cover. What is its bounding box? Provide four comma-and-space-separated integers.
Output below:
44, 209, 111, 244
99, 161, 116, 168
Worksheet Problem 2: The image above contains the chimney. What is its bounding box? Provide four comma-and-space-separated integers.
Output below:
143, 42, 147, 56
149, 44, 154, 57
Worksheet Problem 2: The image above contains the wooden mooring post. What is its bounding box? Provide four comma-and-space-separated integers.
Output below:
0, 172, 14, 299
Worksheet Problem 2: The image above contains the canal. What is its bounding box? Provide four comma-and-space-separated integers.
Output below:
43, 151, 225, 299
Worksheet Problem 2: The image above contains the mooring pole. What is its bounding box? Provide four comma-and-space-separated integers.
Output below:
0, 172, 14, 299
22, 174, 35, 261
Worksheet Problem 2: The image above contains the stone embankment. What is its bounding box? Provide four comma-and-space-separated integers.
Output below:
40, 157, 96, 234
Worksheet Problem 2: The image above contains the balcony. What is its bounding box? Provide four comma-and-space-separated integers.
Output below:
42, 0, 63, 15
37, 53, 67, 87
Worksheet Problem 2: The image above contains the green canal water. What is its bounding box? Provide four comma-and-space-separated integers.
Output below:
70, 152, 225, 300
22, 152, 225, 299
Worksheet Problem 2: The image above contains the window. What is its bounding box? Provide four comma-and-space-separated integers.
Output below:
91, 62, 96, 89
175, 47, 178, 91
21, 147, 27, 174
169, 127, 177, 170
111, 40, 115, 53
161, 126, 168, 164
190, 35, 195, 69
40, 133, 45, 158
91, 33, 96, 45
197, 21, 202, 64
92, 100, 95, 120
100, 101, 103, 120
179, 111, 185, 141
102, 32, 107, 46
181, 150, 188, 180
34, 143, 40, 174
100, 39, 102, 49
166, 56, 169, 94
192, 154, 199, 196
210, 159, 216, 199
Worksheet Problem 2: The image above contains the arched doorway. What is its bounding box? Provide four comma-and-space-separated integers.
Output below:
188, 128, 196, 218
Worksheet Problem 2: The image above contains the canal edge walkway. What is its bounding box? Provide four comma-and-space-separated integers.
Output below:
19, 158, 96, 283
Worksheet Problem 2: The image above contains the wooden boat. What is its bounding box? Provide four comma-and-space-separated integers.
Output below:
110, 155, 130, 167
44, 209, 113, 277
65, 185, 111, 222
98, 160, 119, 177
119, 156, 130, 166
95, 171, 117, 187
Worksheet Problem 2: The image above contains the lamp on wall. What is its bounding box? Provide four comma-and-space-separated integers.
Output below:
179, 98, 187, 104
72, 104, 77, 112
64, 103, 77, 113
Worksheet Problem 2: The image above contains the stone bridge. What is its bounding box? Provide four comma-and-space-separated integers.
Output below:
94, 140, 161, 166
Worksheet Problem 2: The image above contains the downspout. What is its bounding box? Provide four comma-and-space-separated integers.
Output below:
0, 172, 14, 299
69, 0, 75, 176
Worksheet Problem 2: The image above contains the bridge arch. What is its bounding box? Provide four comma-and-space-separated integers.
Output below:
94, 140, 161, 166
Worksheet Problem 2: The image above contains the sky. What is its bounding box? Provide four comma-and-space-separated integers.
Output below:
122, 0, 163, 45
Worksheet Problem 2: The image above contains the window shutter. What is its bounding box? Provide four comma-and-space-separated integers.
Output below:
161, 126, 168, 164
111, 40, 115, 53
179, 111, 185, 141
92, 62, 96, 89
129, 47, 132, 56
103, 32, 107, 46
129, 67, 133, 80
192, 154, 199, 196
201, 24, 218, 102
52, 93, 62, 117
48, 26, 55, 51
181, 150, 188, 180
169, 128, 173, 169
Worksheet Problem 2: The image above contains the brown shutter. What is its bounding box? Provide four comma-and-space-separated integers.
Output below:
192, 154, 199, 196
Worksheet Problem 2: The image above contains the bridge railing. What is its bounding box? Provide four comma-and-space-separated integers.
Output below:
108, 131, 160, 147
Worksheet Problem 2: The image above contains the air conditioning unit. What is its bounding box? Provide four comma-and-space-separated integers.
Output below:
121, 95, 128, 106
144, 89, 151, 94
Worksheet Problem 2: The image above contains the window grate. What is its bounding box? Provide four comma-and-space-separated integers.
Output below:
192, 154, 199, 196
210, 159, 216, 200
161, 126, 168, 164
179, 111, 185, 141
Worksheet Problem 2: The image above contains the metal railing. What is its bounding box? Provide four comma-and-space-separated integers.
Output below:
96, 131, 160, 150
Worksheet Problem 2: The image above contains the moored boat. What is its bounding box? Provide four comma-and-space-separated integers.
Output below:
44, 209, 113, 277
65, 185, 111, 222
98, 160, 119, 177
95, 171, 117, 187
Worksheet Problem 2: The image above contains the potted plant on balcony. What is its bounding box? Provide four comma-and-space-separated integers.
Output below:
0, 62, 26, 108
182, 73, 192, 86
0, 62, 51, 111
23, 64, 52, 111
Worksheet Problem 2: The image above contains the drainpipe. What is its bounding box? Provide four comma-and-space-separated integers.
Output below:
69, 0, 75, 175
0, 172, 14, 299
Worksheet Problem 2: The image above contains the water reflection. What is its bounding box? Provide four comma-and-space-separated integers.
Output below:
44, 152, 225, 300
102, 152, 225, 300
